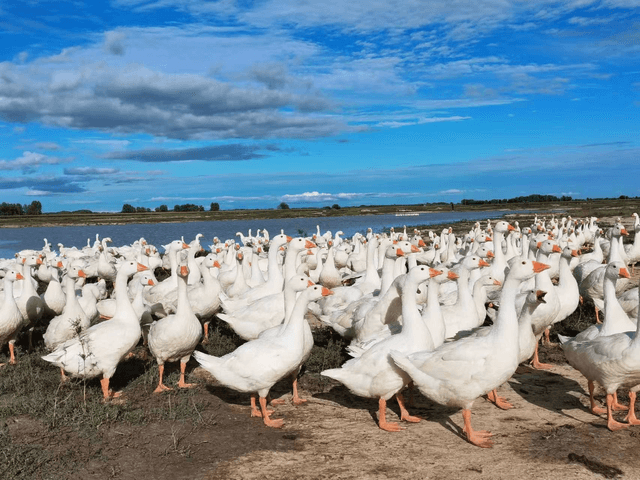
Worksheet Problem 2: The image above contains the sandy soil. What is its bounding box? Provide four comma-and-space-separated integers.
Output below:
202, 346, 638, 480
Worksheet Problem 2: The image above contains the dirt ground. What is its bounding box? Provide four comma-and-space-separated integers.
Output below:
3, 343, 638, 480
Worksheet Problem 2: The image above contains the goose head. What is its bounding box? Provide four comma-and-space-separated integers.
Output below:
605, 261, 630, 281
3, 269, 24, 282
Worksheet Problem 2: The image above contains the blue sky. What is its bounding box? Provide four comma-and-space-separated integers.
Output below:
1, 0, 639, 212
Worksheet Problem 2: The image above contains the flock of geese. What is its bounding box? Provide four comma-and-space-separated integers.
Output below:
1, 213, 640, 447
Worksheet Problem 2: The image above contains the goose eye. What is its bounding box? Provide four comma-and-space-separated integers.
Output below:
522, 261, 526, 265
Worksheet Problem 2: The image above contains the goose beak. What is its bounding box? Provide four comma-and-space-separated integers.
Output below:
479, 259, 490, 267
571, 250, 579, 257
532, 261, 550, 273
621, 228, 629, 236
16, 273, 24, 280
411, 245, 420, 253
148, 279, 155, 286
321, 287, 333, 296
182, 243, 189, 249
507, 224, 515, 231
180, 266, 188, 276
307, 280, 315, 287
536, 290, 547, 303
21, 258, 26, 264
429, 268, 443, 278
286, 236, 293, 242
213, 260, 221, 268
485, 237, 492, 242
536, 241, 542, 249
620, 268, 631, 279
418, 239, 426, 247
305, 240, 317, 249
137, 263, 149, 272
396, 249, 405, 257
57, 261, 64, 268
493, 279, 502, 286
552, 245, 562, 253
486, 251, 495, 258
447, 271, 459, 280
78, 270, 86, 278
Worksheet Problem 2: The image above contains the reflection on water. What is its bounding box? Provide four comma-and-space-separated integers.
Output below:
0, 210, 518, 259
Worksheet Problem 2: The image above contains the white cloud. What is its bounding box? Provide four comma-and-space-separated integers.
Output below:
0, 151, 69, 173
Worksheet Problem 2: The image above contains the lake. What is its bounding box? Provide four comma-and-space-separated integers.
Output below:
0, 210, 518, 259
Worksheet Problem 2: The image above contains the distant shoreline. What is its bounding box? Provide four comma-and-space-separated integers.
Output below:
1, 198, 638, 230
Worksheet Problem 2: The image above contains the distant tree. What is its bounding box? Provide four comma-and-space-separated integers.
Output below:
156, 204, 168, 212
278, 202, 290, 210
26, 200, 42, 215
210, 202, 220, 211
332, 204, 341, 210
121, 203, 135, 213
620, 195, 629, 200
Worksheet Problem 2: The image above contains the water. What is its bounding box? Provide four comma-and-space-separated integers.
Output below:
0, 210, 517, 259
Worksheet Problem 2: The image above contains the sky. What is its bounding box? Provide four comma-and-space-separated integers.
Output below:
0, 0, 639, 212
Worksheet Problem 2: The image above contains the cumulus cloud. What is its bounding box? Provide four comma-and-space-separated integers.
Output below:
0, 151, 70, 173
104, 31, 127, 55
280, 191, 416, 203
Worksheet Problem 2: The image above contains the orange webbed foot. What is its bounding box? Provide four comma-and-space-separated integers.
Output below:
263, 417, 284, 428
153, 384, 173, 394
591, 405, 607, 415
178, 380, 196, 389
270, 398, 286, 405
607, 418, 630, 431
379, 421, 404, 432
465, 429, 494, 448
292, 396, 307, 406
531, 359, 553, 370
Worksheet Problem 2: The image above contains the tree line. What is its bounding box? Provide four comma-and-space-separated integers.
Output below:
460, 194, 573, 205
0, 201, 43, 216
121, 202, 220, 213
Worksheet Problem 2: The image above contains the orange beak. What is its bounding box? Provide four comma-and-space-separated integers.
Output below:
392, 240, 398, 244
430, 268, 443, 278
213, 260, 221, 268
411, 245, 420, 253
493, 279, 502, 286
552, 245, 562, 253
182, 243, 189, 249
148, 279, 155, 286
238, 253, 243, 260
21, 258, 26, 264
396, 249, 405, 256
532, 261, 550, 273
286, 236, 293, 242
507, 224, 515, 231
537, 242, 542, 249
137, 263, 149, 272
305, 240, 316, 249
57, 261, 63, 268
620, 268, 631, 279
180, 266, 188, 276
485, 237, 492, 242
487, 251, 495, 258
36, 257, 43, 265
78, 270, 86, 278
447, 271, 459, 280
418, 239, 426, 247
321, 287, 333, 296
621, 228, 629, 236
307, 280, 315, 287
571, 250, 579, 257
479, 259, 490, 267
16, 273, 24, 280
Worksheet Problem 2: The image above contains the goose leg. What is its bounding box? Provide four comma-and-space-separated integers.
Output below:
606, 393, 629, 431
595, 306, 601, 324
588, 380, 606, 414
378, 398, 403, 432
530, 342, 552, 370
250, 394, 271, 417
100, 377, 122, 401
8, 341, 16, 365
624, 392, 640, 425
462, 409, 493, 448
202, 322, 210, 344
396, 393, 420, 423
292, 377, 307, 405
60, 368, 69, 383
153, 364, 172, 393
611, 391, 628, 411
259, 396, 283, 428
486, 389, 513, 410
177, 361, 196, 388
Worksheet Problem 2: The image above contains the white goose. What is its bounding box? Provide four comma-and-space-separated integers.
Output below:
0, 269, 24, 366
389, 259, 549, 447
322, 265, 441, 432
194, 284, 331, 427
42, 261, 148, 400
148, 263, 202, 393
